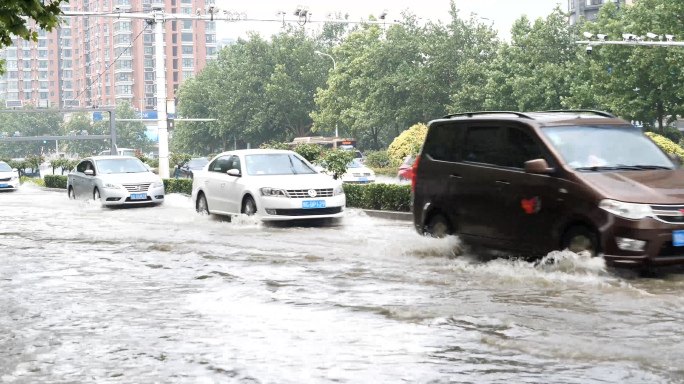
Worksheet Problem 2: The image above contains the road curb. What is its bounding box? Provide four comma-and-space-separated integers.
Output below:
361, 209, 412, 221
40, 187, 66, 193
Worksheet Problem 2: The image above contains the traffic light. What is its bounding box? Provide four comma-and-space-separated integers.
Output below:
43, 140, 47, 144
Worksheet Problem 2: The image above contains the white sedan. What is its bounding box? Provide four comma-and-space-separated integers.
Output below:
0, 161, 20, 190
340, 159, 376, 184
67, 156, 165, 206
192, 149, 345, 221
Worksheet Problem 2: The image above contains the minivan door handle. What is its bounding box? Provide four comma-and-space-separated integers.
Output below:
495, 180, 510, 185
449, 174, 462, 179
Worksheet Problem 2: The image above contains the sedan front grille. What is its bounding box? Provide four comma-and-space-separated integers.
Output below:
274, 207, 343, 216
122, 183, 151, 193
0, 177, 10, 182
286, 188, 334, 198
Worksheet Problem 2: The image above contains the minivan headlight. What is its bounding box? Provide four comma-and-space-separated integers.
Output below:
260, 187, 289, 197
599, 199, 652, 220
333, 184, 344, 196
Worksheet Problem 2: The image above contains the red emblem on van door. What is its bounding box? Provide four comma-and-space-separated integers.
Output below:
521, 197, 541, 214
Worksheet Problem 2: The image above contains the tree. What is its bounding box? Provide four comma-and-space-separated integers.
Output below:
24, 154, 44, 176
321, 149, 354, 180
49, 158, 65, 175
0, 107, 62, 158
61, 113, 108, 157
0, 0, 67, 73
565, 1, 684, 132
112, 101, 153, 151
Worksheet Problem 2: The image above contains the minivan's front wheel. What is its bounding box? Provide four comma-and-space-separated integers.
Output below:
426, 214, 451, 238
562, 226, 598, 257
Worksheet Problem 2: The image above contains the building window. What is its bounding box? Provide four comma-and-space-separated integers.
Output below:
145, 59, 154, 68
182, 58, 192, 68
24, 92, 32, 100
145, 72, 154, 80
206, 47, 217, 55
106, 86, 111, 95
182, 46, 193, 54
206, 34, 216, 43
145, 85, 155, 93
146, 97, 155, 105
182, 20, 192, 29
173, 72, 178, 82
183, 71, 194, 80
40, 92, 49, 100
172, 34, 177, 43
181, 7, 191, 14
206, 22, 215, 31
181, 33, 193, 42
173, 59, 178, 69
40, 81, 49, 89
23, 80, 32, 89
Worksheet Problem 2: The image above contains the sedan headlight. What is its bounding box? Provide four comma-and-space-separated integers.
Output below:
10, 176, 18, 181
103, 182, 121, 189
260, 187, 289, 197
152, 180, 164, 188
599, 199, 652, 220
333, 184, 344, 196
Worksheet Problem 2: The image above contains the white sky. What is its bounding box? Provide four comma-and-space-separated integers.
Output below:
215, 0, 563, 42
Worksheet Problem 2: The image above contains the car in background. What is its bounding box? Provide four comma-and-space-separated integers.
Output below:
398, 155, 415, 181
0, 161, 20, 190
67, 156, 165, 206
98, 148, 139, 157
340, 159, 375, 184
178, 157, 209, 179
355, 150, 366, 164
192, 149, 345, 221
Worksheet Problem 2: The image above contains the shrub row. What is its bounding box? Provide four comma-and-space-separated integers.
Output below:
163, 178, 193, 195
343, 183, 411, 212
20, 176, 45, 187
44, 175, 68, 189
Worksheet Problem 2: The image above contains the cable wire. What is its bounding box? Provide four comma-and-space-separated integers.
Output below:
67, 20, 151, 108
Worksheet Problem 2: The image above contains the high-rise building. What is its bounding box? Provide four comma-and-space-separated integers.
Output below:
0, 0, 218, 110
569, 0, 633, 25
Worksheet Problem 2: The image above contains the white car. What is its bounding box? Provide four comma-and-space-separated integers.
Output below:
341, 159, 376, 184
192, 149, 345, 221
0, 161, 20, 190
67, 156, 165, 206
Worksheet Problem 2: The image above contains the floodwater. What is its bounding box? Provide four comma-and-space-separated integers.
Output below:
1, 186, 684, 383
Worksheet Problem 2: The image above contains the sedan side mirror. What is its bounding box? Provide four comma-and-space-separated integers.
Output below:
524, 159, 554, 174
227, 169, 241, 177
84, 169, 95, 176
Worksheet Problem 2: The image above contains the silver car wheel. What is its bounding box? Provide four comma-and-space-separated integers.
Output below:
93, 188, 100, 201
197, 194, 209, 215
242, 197, 257, 216
68, 187, 75, 200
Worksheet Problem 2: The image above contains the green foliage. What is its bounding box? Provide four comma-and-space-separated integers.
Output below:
163, 179, 193, 195
644, 132, 684, 157
0, 0, 67, 73
645, 126, 683, 145
365, 151, 393, 168
343, 184, 411, 212
321, 148, 354, 180
48, 158, 66, 174
368, 166, 400, 178
148, 158, 159, 168
24, 154, 45, 174
44, 175, 67, 189
292, 143, 324, 163
169, 153, 192, 168
0, 107, 62, 158
5, 159, 25, 176
387, 123, 427, 165
259, 140, 290, 150
113, 101, 153, 152
20, 176, 45, 187
61, 159, 78, 175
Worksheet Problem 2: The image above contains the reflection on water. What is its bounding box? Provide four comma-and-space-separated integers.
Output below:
0, 187, 683, 383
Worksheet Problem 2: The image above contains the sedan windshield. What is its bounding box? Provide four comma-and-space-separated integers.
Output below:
542, 126, 674, 171
0, 162, 11, 172
96, 158, 149, 174
347, 159, 365, 168
245, 154, 316, 176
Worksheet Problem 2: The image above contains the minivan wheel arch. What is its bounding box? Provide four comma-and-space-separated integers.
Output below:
560, 222, 601, 256
423, 207, 454, 236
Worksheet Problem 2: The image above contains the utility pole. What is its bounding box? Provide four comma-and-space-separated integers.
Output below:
153, 9, 170, 179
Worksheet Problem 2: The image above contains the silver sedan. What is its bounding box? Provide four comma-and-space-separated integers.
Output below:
67, 156, 165, 206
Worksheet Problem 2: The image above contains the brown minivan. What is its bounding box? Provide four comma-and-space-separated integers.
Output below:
413, 110, 684, 267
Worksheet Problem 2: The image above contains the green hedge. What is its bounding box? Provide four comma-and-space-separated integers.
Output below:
163, 178, 193, 195
44, 175, 68, 189
343, 183, 411, 212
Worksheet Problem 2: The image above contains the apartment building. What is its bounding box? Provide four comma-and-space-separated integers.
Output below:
569, 0, 633, 25
0, 0, 218, 110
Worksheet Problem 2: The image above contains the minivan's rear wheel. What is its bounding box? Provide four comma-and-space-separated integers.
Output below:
196, 193, 209, 215
562, 226, 598, 257
242, 196, 257, 216
426, 214, 450, 238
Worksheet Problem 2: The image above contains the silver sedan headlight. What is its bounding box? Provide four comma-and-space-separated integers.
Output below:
103, 182, 121, 189
260, 187, 289, 197
10, 176, 18, 181
333, 184, 344, 196
152, 180, 164, 188
599, 199, 652, 220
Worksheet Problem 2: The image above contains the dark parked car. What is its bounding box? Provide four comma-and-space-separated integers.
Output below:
413, 110, 684, 268
178, 158, 209, 179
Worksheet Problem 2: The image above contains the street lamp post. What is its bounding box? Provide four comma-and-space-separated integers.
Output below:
314, 50, 338, 136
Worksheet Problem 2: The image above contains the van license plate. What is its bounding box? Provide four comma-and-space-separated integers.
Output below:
131, 193, 147, 200
302, 200, 325, 209
674, 231, 684, 246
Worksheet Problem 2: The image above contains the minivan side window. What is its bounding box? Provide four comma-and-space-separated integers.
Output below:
502, 127, 546, 169
463, 126, 503, 165
423, 123, 462, 162
76, 161, 88, 173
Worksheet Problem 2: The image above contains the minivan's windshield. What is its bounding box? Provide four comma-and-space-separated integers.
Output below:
0, 162, 12, 172
542, 126, 674, 171
245, 154, 316, 176
96, 158, 149, 174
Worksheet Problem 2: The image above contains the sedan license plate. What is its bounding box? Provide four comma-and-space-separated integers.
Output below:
0, 183, 7, 188
359, 177, 368, 182
302, 200, 326, 209
130, 193, 148, 200
673, 230, 684, 246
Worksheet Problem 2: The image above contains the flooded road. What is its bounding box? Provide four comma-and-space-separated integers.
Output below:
1, 186, 684, 383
